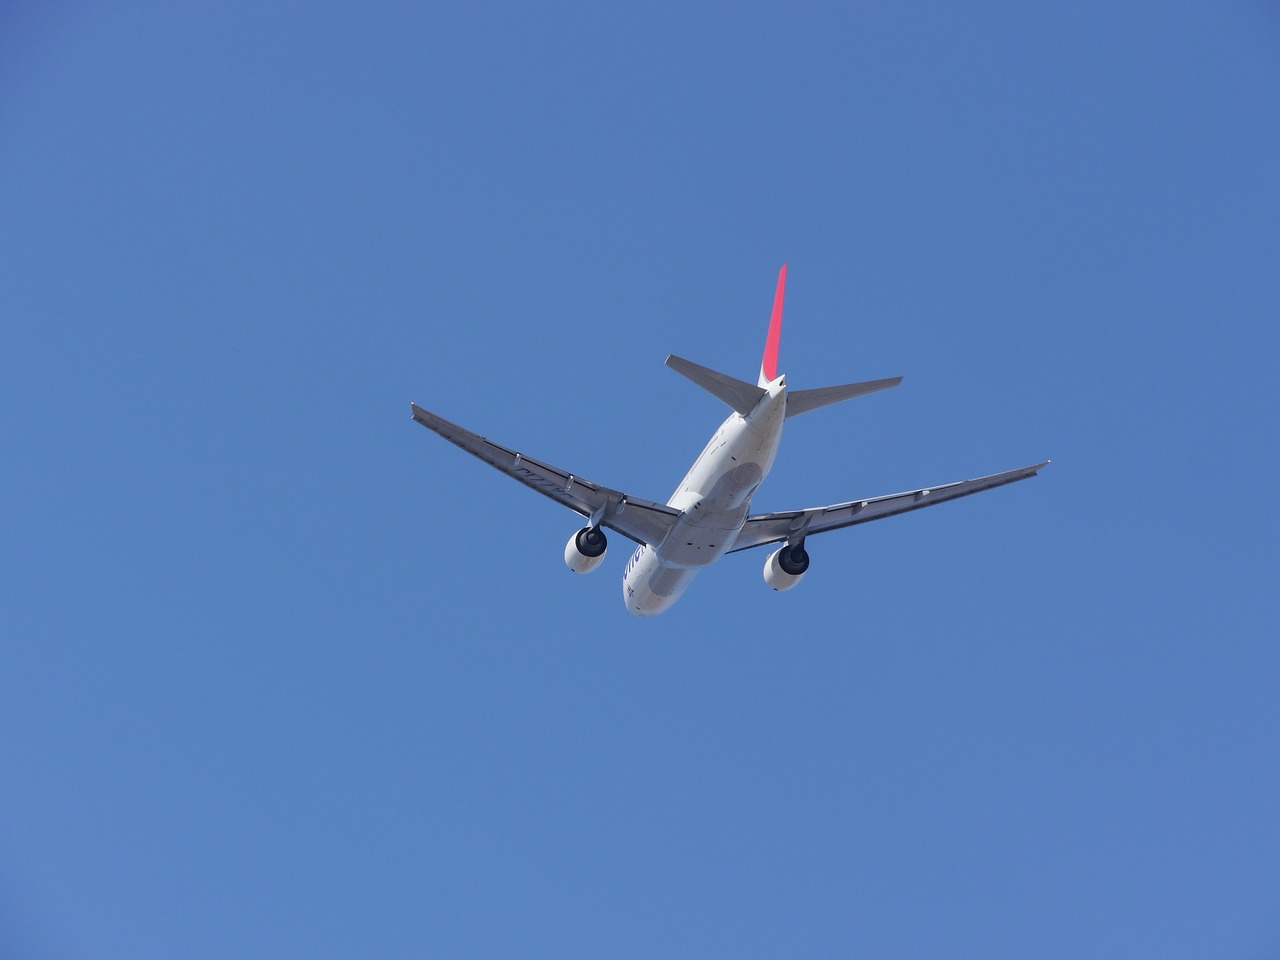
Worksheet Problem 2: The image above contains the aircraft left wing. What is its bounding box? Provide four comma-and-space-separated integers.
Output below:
728, 461, 1049, 553
411, 403, 680, 548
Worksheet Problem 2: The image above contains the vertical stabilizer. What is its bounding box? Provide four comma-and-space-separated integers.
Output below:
759, 264, 787, 387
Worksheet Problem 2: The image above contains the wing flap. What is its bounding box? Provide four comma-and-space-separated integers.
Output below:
728, 461, 1049, 553
411, 403, 679, 547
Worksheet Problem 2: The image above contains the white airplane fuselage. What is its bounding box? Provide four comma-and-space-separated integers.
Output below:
623, 377, 788, 616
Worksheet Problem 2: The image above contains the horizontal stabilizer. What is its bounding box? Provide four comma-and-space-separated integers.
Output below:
665, 355, 767, 415
784, 377, 903, 419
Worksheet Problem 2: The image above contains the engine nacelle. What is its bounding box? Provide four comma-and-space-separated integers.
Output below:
565, 526, 608, 574
763, 544, 809, 591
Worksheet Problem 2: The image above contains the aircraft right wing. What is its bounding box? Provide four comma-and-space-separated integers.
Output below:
728, 461, 1049, 553
411, 403, 680, 548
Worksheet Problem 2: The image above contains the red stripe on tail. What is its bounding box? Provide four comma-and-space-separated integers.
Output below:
761, 264, 787, 383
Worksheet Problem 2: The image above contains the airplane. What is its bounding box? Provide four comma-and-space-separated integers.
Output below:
411, 265, 1048, 617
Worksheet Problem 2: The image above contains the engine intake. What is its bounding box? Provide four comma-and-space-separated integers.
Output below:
763, 543, 809, 591
565, 526, 608, 574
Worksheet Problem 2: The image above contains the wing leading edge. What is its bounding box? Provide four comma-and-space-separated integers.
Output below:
410, 403, 680, 548
728, 461, 1050, 553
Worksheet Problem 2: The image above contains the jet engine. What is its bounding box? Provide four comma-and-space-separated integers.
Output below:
564, 526, 608, 574
763, 543, 809, 591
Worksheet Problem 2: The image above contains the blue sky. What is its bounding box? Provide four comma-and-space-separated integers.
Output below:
2, 2, 1278, 957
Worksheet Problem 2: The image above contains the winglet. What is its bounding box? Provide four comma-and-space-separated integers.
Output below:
759, 264, 787, 387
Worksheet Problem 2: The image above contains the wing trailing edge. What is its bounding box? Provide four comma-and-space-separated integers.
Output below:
410, 403, 680, 547
728, 460, 1050, 553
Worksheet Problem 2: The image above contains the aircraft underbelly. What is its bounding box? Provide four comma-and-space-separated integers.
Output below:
623, 387, 785, 617
657, 512, 743, 567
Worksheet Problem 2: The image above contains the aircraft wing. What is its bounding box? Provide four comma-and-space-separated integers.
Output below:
728, 461, 1049, 553
411, 403, 680, 547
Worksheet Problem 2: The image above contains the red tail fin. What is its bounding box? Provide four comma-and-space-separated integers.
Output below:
760, 264, 787, 386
